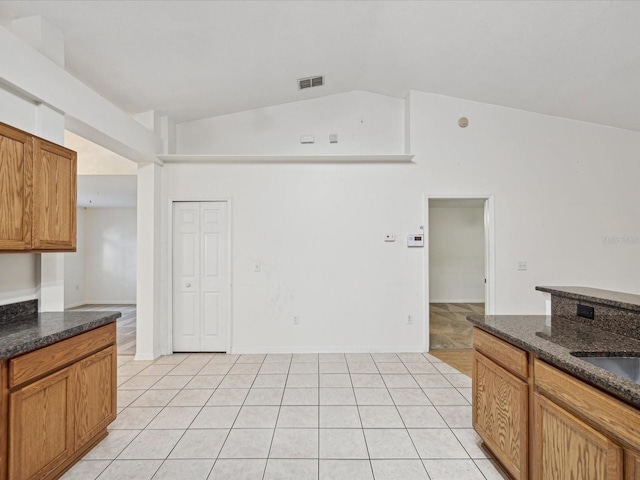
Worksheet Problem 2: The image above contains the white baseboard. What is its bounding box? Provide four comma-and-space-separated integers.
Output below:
430, 299, 484, 304
229, 345, 426, 355
83, 299, 136, 305
64, 301, 85, 309
134, 351, 161, 361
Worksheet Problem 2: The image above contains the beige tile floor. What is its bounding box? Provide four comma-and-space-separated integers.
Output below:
429, 303, 485, 350
61, 351, 507, 480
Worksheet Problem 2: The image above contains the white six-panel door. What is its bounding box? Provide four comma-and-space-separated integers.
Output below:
173, 201, 229, 352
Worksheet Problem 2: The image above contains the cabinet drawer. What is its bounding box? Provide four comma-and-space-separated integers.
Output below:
535, 359, 640, 449
9, 323, 116, 388
473, 328, 528, 379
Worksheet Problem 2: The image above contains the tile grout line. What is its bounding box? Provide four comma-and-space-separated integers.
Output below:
262, 354, 292, 480
346, 354, 376, 480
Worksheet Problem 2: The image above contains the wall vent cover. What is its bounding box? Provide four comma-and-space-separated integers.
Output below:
298, 75, 324, 90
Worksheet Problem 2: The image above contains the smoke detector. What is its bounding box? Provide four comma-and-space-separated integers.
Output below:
298, 75, 324, 90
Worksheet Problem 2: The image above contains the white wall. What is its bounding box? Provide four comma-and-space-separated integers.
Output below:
161, 90, 640, 354
0, 255, 37, 305
411, 91, 640, 314
429, 206, 485, 303
163, 163, 423, 353
84, 208, 137, 304
177, 91, 405, 155
66, 131, 137, 175
64, 208, 86, 308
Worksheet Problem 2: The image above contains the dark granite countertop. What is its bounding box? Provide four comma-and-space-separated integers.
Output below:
536, 286, 640, 313
467, 314, 640, 408
0, 311, 121, 361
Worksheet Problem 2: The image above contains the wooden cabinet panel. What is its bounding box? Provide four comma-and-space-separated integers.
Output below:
534, 392, 623, 479
8, 367, 74, 480
625, 450, 640, 480
0, 361, 8, 480
74, 346, 116, 450
0, 123, 32, 251
473, 327, 528, 379
0, 121, 77, 253
473, 350, 528, 479
9, 323, 116, 388
535, 359, 640, 448
32, 139, 76, 251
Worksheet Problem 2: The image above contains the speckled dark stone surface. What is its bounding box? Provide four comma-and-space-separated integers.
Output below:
0, 300, 38, 324
467, 314, 640, 408
0, 310, 121, 360
551, 295, 640, 340
536, 286, 640, 313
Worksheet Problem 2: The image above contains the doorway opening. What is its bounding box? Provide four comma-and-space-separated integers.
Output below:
426, 196, 494, 374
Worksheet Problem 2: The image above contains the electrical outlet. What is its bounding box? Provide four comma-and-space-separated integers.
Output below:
255, 262, 261, 272
517, 261, 527, 271
293, 315, 300, 325
407, 314, 413, 324
385, 234, 395, 242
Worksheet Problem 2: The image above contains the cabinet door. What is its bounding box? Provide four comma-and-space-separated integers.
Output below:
74, 345, 117, 450
0, 123, 32, 250
534, 393, 623, 480
32, 138, 76, 251
625, 450, 640, 480
9, 367, 74, 480
473, 350, 528, 480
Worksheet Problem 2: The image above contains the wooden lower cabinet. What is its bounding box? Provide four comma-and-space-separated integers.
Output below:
473, 329, 640, 480
9, 367, 74, 480
473, 350, 528, 479
534, 392, 623, 479
73, 347, 116, 450
1, 324, 116, 480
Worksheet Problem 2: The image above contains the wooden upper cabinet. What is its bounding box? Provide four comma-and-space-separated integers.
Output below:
0, 122, 77, 253
0, 123, 33, 251
32, 139, 77, 251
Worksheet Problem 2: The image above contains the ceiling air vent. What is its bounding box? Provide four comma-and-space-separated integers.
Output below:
298, 75, 324, 90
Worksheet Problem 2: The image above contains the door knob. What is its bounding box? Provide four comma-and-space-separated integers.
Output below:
186, 283, 191, 288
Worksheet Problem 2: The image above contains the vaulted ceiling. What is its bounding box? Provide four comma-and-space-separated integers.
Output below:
1, 1, 639, 131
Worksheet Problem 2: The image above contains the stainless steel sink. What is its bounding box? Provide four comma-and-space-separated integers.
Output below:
572, 355, 640, 384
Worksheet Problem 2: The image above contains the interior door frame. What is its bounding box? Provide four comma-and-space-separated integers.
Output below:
423, 194, 495, 351
167, 198, 233, 354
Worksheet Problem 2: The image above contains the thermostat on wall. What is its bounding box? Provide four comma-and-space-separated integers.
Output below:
407, 234, 424, 247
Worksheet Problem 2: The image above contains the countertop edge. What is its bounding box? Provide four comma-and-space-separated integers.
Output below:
0, 312, 120, 361
468, 315, 640, 408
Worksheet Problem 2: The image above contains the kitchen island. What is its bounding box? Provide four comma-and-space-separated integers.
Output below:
0, 300, 120, 480
467, 286, 640, 480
